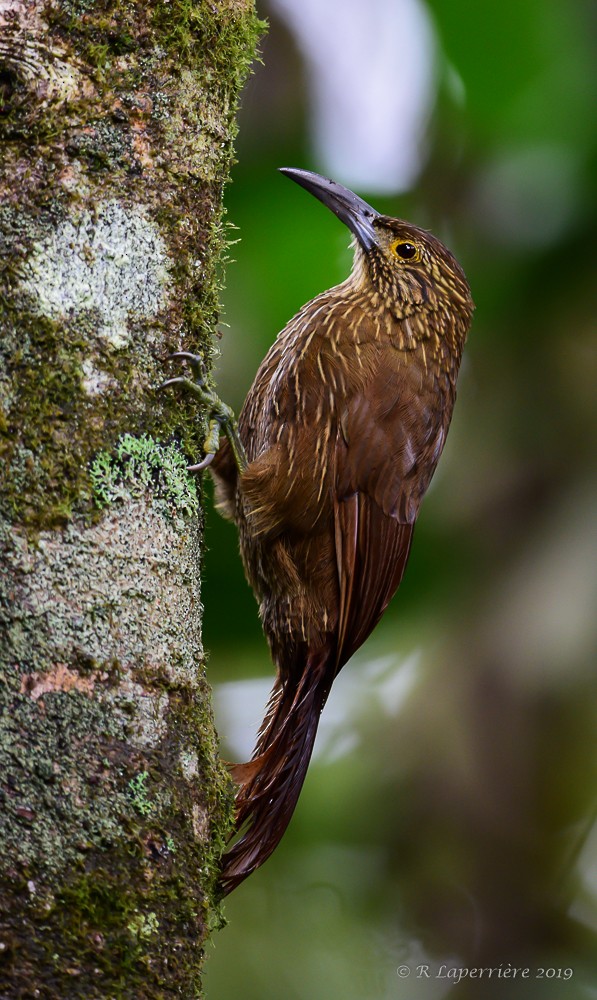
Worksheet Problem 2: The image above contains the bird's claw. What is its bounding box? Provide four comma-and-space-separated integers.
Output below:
168, 352, 206, 384
159, 374, 212, 405
161, 353, 247, 474
187, 452, 216, 472
159, 375, 192, 391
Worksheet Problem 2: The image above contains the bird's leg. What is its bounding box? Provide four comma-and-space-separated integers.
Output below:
161, 352, 247, 473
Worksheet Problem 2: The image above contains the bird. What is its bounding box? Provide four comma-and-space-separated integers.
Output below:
164, 168, 474, 895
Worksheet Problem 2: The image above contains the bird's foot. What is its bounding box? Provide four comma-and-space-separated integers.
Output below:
161, 353, 247, 473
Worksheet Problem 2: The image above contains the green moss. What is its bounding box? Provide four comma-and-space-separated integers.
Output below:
0, 663, 234, 994
150, 0, 266, 86
127, 771, 153, 817
67, 118, 133, 168
85, 41, 111, 69
143, 674, 237, 895
0, 0, 266, 533
90, 433, 198, 518
47, 0, 265, 104
0, 298, 209, 530
0, 686, 133, 881
0, 0, 262, 991
44, 861, 206, 992
127, 910, 160, 940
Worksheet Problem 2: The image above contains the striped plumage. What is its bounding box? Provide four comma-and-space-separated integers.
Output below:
210, 170, 474, 894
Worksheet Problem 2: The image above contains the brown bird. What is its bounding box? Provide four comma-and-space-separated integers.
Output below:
166, 168, 474, 895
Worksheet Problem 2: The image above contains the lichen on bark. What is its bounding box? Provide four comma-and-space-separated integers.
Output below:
0, 0, 263, 994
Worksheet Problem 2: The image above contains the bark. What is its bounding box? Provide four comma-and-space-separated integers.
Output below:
0, 1, 261, 996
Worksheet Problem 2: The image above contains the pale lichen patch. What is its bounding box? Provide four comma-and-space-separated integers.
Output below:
191, 803, 209, 841
125, 686, 170, 748
81, 358, 116, 395
179, 749, 200, 780
1, 496, 204, 702
19, 201, 172, 348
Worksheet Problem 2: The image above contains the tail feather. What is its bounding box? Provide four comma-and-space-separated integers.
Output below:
219, 648, 331, 895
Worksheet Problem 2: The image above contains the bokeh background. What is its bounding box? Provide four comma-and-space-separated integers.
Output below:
202, 1, 597, 997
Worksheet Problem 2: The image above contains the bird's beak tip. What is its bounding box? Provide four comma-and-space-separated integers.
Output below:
278, 167, 379, 252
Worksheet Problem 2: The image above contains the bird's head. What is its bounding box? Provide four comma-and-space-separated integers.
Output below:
279, 167, 473, 321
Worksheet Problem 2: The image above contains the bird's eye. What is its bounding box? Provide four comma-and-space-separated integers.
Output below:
392, 241, 419, 261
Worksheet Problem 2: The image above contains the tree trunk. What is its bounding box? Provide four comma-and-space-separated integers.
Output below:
0, 1, 261, 995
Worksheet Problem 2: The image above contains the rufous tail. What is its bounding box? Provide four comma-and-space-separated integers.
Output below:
219, 648, 331, 895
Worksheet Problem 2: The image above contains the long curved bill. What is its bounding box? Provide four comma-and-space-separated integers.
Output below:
279, 167, 379, 252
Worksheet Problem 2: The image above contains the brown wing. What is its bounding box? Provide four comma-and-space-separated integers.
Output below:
332, 360, 447, 671
334, 492, 413, 669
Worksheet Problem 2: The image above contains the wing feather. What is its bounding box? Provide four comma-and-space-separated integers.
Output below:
334, 490, 413, 671
331, 359, 442, 670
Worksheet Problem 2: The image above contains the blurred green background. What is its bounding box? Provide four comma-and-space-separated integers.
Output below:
202, 0, 597, 997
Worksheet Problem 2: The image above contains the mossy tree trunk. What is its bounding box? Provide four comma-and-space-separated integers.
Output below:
0, 1, 261, 995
